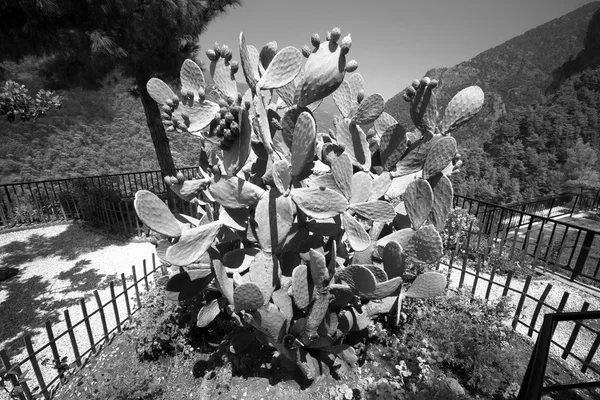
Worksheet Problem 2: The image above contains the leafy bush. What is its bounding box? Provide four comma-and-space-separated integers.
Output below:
396, 290, 525, 399
127, 282, 201, 361
61, 359, 164, 400
485, 245, 536, 278
442, 208, 480, 249
0, 80, 63, 122
70, 177, 124, 227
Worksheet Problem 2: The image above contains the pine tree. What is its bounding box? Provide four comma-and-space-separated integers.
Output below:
0, 0, 241, 177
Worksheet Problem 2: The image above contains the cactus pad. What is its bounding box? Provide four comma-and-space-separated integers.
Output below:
239, 33, 259, 91
272, 288, 294, 321
359, 264, 388, 282
348, 201, 396, 223
405, 272, 446, 298
292, 264, 313, 309
257, 46, 303, 90
252, 304, 288, 342
428, 174, 453, 232
248, 251, 278, 305
134, 190, 181, 238
197, 297, 226, 328
351, 93, 384, 125
379, 123, 408, 171
423, 136, 457, 179
347, 73, 365, 101
374, 112, 397, 135
335, 118, 371, 171
165, 221, 223, 266
377, 228, 414, 254
342, 212, 371, 251
306, 217, 343, 236
332, 80, 353, 118
369, 172, 392, 201
290, 187, 348, 219
405, 225, 443, 264
440, 86, 484, 134
169, 179, 210, 202
364, 296, 396, 317
146, 78, 176, 105
179, 100, 221, 135
219, 207, 249, 231
214, 259, 234, 304
259, 41, 278, 70
337, 264, 377, 293
255, 190, 294, 251
234, 282, 265, 312
348, 171, 371, 204
290, 112, 317, 177
210, 57, 237, 101
222, 108, 252, 176
180, 59, 206, 100
298, 38, 346, 107
404, 179, 433, 229
309, 248, 329, 287
208, 175, 265, 209
330, 153, 353, 200
272, 159, 293, 195
407, 78, 438, 139
165, 269, 215, 302
368, 276, 403, 299
382, 241, 405, 279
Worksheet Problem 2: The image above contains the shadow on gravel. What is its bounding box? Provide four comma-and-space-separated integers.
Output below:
0, 222, 132, 268
56, 259, 118, 295
0, 223, 132, 356
0, 275, 71, 356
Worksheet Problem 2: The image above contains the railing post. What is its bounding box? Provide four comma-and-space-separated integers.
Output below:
0, 350, 30, 400
547, 198, 555, 219
517, 314, 556, 400
570, 193, 580, 217
571, 231, 595, 281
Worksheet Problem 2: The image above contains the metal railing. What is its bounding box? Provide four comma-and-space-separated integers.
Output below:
454, 194, 600, 286
0, 167, 199, 234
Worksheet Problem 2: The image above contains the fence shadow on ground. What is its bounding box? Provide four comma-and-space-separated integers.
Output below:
0, 275, 71, 356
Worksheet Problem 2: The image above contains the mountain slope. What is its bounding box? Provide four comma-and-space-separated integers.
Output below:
385, 1, 600, 143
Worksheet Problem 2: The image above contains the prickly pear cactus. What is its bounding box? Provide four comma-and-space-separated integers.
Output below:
136, 28, 484, 384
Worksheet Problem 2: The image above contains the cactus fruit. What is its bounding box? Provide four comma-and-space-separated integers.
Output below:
311, 33, 320, 48
345, 60, 358, 73
137, 29, 484, 385
356, 90, 364, 104
340, 34, 352, 55
330, 27, 342, 42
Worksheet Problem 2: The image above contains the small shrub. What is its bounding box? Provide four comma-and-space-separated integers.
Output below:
70, 178, 124, 227
485, 246, 536, 279
442, 208, 480, 250
63, 361, 164, 400
127, 282, 201, 361
398, 291, 525, 399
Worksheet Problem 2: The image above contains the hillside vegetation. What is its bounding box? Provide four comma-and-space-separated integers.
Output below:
386, 2, 600, 204
2, 3, 600, 204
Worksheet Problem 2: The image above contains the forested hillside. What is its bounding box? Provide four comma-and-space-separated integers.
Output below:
0, 59, 339, 184
386, 2, 600, 204
0, 60, 204, 183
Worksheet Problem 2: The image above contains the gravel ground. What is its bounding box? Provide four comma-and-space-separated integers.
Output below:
2, 221, 600, 399
0, 222, 156, 399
